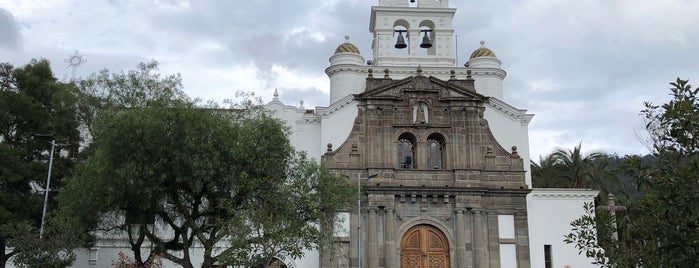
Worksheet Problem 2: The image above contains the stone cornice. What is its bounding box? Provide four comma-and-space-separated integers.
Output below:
529, 188, 599, 199
485, 98, 534, 124
325, 64, 367, 76
316, 94, 356, 118
324, 65, 507, 79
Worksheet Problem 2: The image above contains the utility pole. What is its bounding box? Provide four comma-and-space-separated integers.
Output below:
39, 140, 56, 239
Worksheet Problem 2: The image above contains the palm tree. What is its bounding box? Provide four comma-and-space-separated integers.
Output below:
531, 154, 565, 187
552, 142, 605, 189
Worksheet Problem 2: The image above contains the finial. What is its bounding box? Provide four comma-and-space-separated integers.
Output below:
450, 70, 456, 80
368, 68, 374, 78
273, 88, 279, 97
416, 65, 423, 76
299, 100, 305, 108
345, 35, 351, 42
384, 68, 390, 79
480, 40, 486, 47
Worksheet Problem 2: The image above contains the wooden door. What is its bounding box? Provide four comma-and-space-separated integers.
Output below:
400, 225, 450, 268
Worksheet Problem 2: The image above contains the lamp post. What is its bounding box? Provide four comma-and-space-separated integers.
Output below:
39, 139, 57, 239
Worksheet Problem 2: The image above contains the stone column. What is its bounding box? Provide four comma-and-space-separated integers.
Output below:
385, 208, 396, 268
465, 209, 474, 268
368, 208, 379, 268
455, 209, 467, 268
473, 210, 490, 267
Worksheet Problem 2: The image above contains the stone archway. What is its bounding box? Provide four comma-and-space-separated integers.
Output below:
400, 225, 450, 268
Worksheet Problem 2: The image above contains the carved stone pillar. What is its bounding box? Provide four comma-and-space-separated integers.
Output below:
473, 210, 490, 267
368, 208, 378, 268
455, 209, 466, 268
464, 209, 474, 268
385, 208, 396, 268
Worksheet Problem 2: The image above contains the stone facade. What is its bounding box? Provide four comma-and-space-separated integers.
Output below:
321, 70, 531, 268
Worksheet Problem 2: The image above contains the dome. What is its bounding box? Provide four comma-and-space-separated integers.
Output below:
469, 40, 497, 59
334, 35, 361, 55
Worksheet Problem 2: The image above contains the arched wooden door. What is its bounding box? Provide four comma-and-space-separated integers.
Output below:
400, 225, 450, 268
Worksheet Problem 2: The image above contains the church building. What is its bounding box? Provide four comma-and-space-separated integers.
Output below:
266, 1, 598, 268
33, 1, 597, 267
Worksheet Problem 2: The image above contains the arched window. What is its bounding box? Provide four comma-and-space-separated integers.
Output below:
426, 133, 445, 169
398, 133, 416, 169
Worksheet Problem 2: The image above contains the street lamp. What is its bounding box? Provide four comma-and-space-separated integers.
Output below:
39, 139, 57, 239
35, 135, 69, 239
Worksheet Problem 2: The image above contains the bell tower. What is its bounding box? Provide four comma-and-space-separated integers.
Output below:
370, 0, 456, 67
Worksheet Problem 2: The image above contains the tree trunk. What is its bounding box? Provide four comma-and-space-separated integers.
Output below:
0, 238, 9, 268
201, 257, 214, 268
127, 223, 147, 265
200, 240, 215, 268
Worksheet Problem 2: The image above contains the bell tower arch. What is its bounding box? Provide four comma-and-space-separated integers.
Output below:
370, 0, 456, 67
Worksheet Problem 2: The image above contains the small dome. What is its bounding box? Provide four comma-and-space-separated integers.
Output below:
334, 35, 361, 55
469, 40, 497, 59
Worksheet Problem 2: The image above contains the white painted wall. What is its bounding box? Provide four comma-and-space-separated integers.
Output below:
527, 189, 599, 268
318, 99, 359, 154
483, 100, 534, 187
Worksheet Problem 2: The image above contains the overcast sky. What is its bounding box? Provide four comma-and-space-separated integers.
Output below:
1, 0, 698, 159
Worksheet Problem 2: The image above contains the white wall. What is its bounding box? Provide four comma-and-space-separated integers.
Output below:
483, 100, 534, 187
528, 189, 599, 268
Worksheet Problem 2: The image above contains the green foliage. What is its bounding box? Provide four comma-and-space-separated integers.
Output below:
73, 60, 188, 153
643, 78, 699, 154
531, 143, 617, 190
566, 78, 699, 267
564, 203, 630, 268
5, 211, 91, 268
0, 59, 80, 267
218, 157, 354, 267
61, 99, 353, 267
55, 61, 192, 265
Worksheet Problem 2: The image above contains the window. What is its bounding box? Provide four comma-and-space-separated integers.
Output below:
398, 133, 416, 169
89, 247, 98, 264
544, 244, 552, 268
426, 133, 445, 169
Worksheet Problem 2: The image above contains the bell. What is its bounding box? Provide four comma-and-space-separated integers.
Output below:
395, 32, 407, 49
420, 33, 432, 48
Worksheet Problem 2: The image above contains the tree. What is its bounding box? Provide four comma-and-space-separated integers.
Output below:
531, 154, 564, 187
566, 78, 699, 267
59, 101, 353, 267
52, 61, 191, 265
552, 143, 608, 189
73, 60, 188, 154
0, 59, 80, 268
531, 143, 617, 191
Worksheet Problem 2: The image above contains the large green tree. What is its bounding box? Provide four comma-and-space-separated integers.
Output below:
566, 78, 699, 267
0, 59, 80, 268
59, 100, 352, 267
43, 60, 190, 266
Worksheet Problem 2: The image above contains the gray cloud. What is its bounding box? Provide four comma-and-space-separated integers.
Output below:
2, 0, 698, 158
0, 8, 21, 49
277, 87, 329, 109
